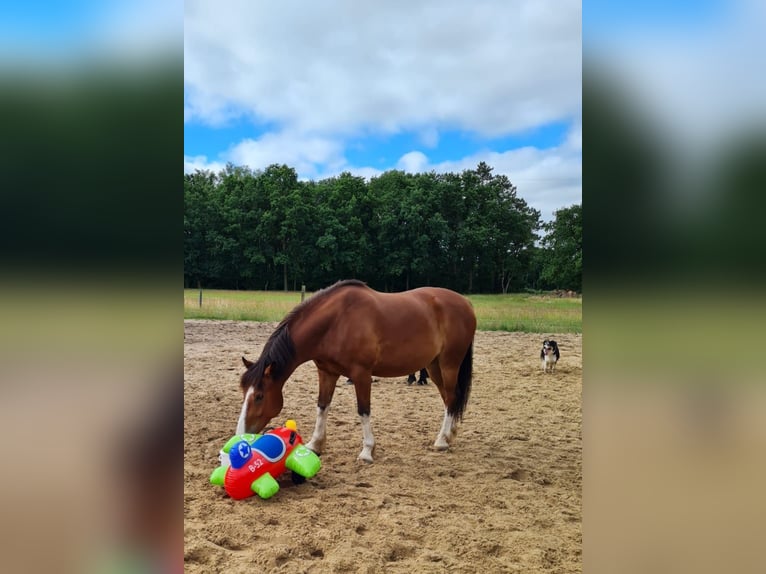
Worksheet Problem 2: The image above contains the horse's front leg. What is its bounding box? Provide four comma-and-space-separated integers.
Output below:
305, 368, 339, 455
350, 371, 375, 463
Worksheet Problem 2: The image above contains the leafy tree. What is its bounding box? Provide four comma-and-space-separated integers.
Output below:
183, 162, 576, 293
216, 164, 258, 288
184, 170, 222, 287
370, 170, 417, 290
539, 204, 582, 291
260, 164, 301, 290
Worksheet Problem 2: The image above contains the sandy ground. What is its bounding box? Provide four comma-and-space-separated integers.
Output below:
184, 320, 581, 573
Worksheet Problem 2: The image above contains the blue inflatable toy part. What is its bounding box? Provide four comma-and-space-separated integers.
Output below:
252, 433, 287, 462
229, 440, 252, 469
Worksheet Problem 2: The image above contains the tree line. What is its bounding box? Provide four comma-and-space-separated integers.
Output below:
184, 161, 581, 293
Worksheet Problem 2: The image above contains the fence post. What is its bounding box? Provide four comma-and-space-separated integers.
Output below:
301, 284, 306, 302
198, 280, 202, 307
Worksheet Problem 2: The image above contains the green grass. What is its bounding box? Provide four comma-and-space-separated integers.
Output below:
466, 293, 581, 333
185, 288, 581, 333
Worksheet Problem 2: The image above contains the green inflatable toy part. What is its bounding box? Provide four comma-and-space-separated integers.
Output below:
209, 466, 227, 486
285, 445, 322, 478
251, 473, 280, 499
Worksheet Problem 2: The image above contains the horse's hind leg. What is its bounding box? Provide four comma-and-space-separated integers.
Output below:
305, 368, 339, 455
349, 369, 375, 463
427, 362, 458, 450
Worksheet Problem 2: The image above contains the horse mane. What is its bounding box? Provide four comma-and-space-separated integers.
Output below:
241, 279, 368, 389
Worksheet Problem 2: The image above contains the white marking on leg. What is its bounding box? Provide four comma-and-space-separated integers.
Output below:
235, 387, 254, 435
358, 414, 375, 463
434, 409, 454, 450
449, 415, 459, 440
306, 406, 329, 454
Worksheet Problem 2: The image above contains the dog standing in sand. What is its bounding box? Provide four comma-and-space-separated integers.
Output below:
541, 340, 560, 373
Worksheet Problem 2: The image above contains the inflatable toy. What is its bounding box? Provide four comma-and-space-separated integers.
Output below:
209, 420, 321, 500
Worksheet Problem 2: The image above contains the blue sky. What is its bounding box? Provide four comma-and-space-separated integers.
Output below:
0, 1, 180, 62
184, 0, 582, 221
0, 1, 103, 36
583, 0, 724, 34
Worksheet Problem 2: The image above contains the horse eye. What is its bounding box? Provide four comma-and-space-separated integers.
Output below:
254, 394, 264, 403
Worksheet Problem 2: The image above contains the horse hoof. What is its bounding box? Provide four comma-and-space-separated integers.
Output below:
433, 440, 450, 451
357, 453, 374, 463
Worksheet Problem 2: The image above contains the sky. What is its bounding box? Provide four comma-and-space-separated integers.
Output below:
584, 0, 765, 159
5, 2, 761, 223
0, 0, 180, 61
184, 0, 582, 222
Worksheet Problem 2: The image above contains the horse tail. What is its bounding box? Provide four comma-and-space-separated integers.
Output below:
450, 340, 473, 421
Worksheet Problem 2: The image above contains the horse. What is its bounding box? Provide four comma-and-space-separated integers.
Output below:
236, 279, 476, 462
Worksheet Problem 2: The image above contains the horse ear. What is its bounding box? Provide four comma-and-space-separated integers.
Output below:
263, 363, 272, 377
242, 356, 254, 368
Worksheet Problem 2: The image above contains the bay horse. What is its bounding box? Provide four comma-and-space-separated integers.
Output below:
236, 279, 476, 462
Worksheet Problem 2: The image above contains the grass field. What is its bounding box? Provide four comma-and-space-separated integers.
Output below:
184, 288, 581, 333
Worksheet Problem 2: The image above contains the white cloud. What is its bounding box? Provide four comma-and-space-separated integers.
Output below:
184, 0, 581, 136
184, 154, 225, 174
564, 120, 582, 152
184, 130, 346, 178
226, 132, 346, 179
396, 151, 429, 173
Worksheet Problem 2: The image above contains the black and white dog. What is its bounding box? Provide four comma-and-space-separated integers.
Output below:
407, 368, 429, 385
346, 369, 428, 385
541, 340, 560, 373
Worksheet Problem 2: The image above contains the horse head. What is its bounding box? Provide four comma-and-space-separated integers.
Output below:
237, 356, 284, 434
